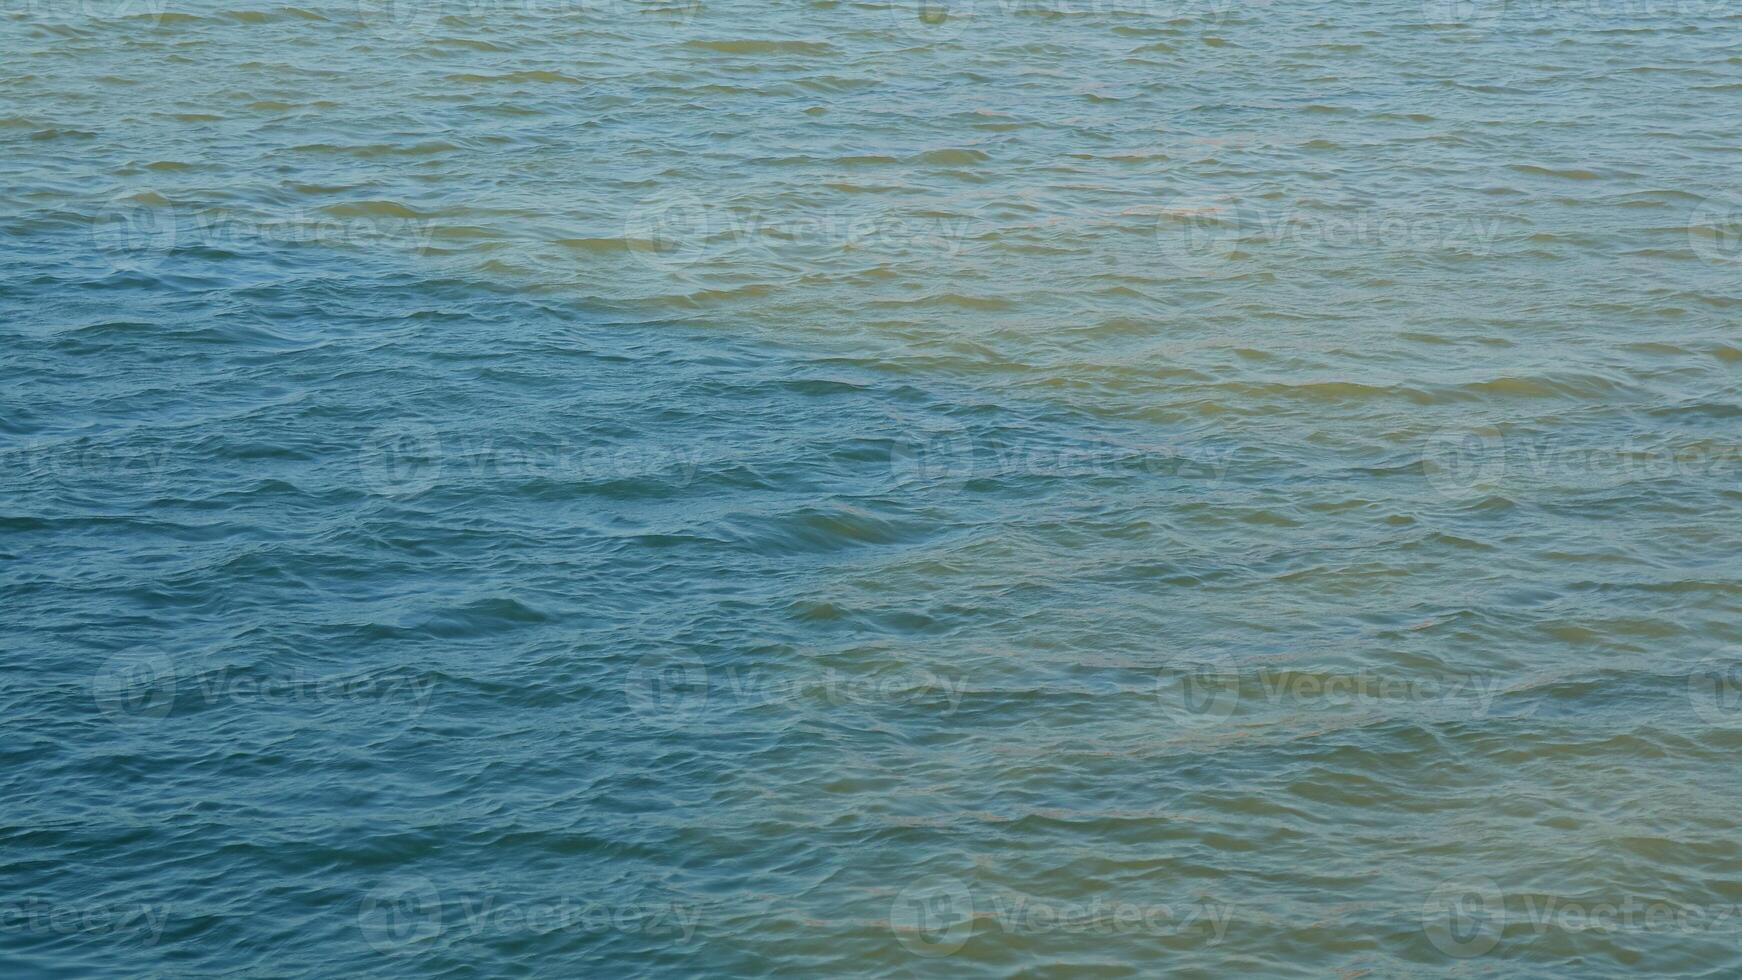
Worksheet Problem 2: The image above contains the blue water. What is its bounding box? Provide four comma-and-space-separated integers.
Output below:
4, 0, 1742, 975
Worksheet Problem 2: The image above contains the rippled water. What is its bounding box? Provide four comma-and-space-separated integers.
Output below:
5, 0, 1742, 974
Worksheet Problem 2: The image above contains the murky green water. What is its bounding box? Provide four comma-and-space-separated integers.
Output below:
4, 0, 1742, 974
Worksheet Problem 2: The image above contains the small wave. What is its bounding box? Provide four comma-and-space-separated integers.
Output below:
1508, 164, 1604, 180
913, 148, 990, 165
683, 39, 836, 55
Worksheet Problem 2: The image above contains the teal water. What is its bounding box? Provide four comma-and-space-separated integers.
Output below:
5, 0, 1742, 975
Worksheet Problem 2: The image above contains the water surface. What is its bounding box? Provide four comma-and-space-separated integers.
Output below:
4, 0, 1742, 975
